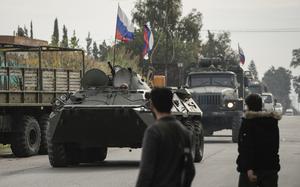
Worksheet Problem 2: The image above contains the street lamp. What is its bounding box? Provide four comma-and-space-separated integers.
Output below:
177, 62, 183, 87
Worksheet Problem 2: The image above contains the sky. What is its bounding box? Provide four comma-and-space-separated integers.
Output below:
1, 0, 300, 78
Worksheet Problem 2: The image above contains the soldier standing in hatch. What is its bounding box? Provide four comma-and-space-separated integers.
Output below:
236, 94, 281, 187
136, 87, 195, 187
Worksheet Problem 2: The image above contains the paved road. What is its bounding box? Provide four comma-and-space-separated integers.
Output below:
0, 116, 300, 187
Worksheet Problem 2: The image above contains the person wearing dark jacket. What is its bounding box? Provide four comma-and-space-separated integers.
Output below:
136, 88, 195, 187
237, 94, 281, 187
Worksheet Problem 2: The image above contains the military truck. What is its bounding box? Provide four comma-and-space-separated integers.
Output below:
185, 58, 245, 142
47, 63, 204, 167
0, 36, 84, 157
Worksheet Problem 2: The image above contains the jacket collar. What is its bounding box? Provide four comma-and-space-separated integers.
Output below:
245, 111, 282, 120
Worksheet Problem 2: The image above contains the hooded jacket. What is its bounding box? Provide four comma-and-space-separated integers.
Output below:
236, 111, 281, 172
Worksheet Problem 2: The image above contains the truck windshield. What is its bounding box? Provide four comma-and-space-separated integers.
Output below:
189, 74, 235, 87
262, 95, 273, 103
248, 85, 263, 94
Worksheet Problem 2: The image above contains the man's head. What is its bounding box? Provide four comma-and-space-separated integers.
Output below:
150, 87, 173, 114
245, 93, 263, 111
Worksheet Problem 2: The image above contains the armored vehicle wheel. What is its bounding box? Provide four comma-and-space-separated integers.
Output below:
38, 114, 49, 155
204, 129, 213, 136
232, 115, 242, 143
80, 147, 107, 163
194, 121, 204, 163
48, 143, 68, 167
183, 120, 203, 163
47, 142, 80, 167
11, 115, 41, 157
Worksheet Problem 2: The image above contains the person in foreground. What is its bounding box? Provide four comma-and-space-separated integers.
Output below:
237, 93, 281, 187
136, 87, 195, 187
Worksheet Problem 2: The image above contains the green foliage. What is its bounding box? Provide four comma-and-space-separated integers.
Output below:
290, 48, 300, 97
177, 9, 202, 42
201, 31, 237, 61
290, 48, 300, 68
51, 18, 59, 47
16, 26, 26, 37
131, 0, 203, 67
107, 46, 141, 75
132, 0, 182, 31
69, 30, 79, 49
262, 66, 292, 109
86, 32, 92, 56
99, 40, 110, 61
248, 60, 259, 80
92, 41, 99, 59
60, 25, 68, 48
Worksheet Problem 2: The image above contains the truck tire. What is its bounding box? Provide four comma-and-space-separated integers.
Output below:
194, 121, 204, 163
232, 115, 242, 143
38, 114, 49, 155
11, 115, 41, 157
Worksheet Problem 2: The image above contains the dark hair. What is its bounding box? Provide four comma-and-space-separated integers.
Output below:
150, 87, 173, 113
245, 93, 262, 111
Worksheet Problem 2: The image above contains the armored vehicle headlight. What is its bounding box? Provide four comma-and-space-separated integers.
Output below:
60, 94, 67, 101
227, 102, 234, 109
55, 100, 62, 106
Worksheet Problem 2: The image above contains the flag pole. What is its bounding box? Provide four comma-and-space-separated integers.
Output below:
113, 4, 119, 67
113, 36, 117, 67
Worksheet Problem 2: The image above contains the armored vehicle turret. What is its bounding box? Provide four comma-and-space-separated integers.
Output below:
47, 62, 204, 167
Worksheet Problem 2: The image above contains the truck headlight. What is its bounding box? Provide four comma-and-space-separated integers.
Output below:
227, 102, 234, 109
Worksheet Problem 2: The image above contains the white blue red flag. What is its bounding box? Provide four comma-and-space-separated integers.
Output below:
238, 44, 245, 65
143, 22, 154, 59
115, 5, 134, 42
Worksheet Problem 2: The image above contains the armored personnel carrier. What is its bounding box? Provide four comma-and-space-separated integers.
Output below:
47, 62, 204, 167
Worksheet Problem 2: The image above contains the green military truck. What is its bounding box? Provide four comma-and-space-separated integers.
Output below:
185, 58, 245, 142
0, 36, 84, 157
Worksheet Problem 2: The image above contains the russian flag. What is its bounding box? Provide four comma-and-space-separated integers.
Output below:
143, 23, 154, 59
238, 44, 245, 65
115, 5, 134, 42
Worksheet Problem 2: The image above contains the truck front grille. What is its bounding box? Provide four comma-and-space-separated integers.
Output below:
198, 94, 221, 105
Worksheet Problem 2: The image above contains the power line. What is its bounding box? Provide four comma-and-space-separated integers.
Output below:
201, 28, 300, 33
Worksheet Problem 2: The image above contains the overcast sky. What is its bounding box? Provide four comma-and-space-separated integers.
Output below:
1, 0, 300, 78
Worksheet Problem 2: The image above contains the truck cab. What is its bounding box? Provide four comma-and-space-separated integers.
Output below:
185, 58, 245, 142
262, 92, 275, 112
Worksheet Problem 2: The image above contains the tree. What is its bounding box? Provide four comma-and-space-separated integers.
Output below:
262, 66, 292, 110
248, 60, 259, 80
69, 30, 79, 48
290, 48, 300, 68
92, 41, 99, 59
131, 0, 204, 67
30, 21, 33, 39
60, 25, 68, 48
290, 48, 300, 99
99, 40, 109, 61
16, 26, 25, 37
51, 18, 59, 47
24, 25, 28, 37
177, 9, 202, 42
132, 0, 182, 31
86, 32, 92, 56
201, 31, 237, 61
